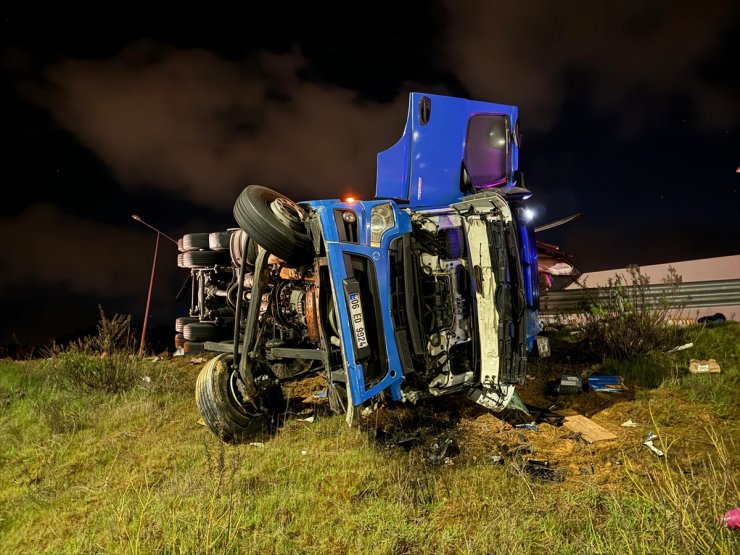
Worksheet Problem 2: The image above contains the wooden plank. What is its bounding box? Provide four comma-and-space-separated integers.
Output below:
553, 408, 580, 417
561, 414, 617, 443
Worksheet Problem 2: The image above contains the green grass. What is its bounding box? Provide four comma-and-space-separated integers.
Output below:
0, 324, 738, 554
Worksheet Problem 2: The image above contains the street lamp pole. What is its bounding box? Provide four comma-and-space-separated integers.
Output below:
132, 215, 178, 356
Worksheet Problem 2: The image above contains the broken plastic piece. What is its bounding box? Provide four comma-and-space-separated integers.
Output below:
428, 433, 458, 464
621, 419, 638, 427
666, 342, 693, 354
523, 460, 565, 482
515, 423, 538, 431
536, 336, 550, 358
588, 375, 628, 393
643, 440, 664, 457
557, 375, 582, 394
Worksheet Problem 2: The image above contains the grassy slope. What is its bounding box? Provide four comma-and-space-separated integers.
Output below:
0, 323, 738, 554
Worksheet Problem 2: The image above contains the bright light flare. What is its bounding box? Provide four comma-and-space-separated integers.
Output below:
523, 208, 535, 221
344, 196, 356, 203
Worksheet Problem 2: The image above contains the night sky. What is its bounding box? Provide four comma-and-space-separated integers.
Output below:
2, 3, 739, 346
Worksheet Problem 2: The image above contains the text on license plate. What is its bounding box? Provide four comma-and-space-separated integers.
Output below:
348, 291, 369, 350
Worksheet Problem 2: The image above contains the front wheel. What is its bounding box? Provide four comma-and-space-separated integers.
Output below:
233, 185, 313, 264
195, 354, 284, 443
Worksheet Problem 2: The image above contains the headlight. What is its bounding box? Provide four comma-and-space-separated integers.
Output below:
370, 203, 395, 246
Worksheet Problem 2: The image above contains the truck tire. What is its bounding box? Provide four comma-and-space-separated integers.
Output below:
195, 354, 284, 443
183, 322, 220, 341
176, 316, 199, 333
183, 341, 205, 355
233, 185, 312, 264
181, 250, 229, 268
182, 233, 210, 251
229, 229, 258, 268
174, 333, 185, 349
209, 231, 232, 251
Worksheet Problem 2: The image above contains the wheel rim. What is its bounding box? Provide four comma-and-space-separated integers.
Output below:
270, 197, 306, 231
227, 368, 263, 418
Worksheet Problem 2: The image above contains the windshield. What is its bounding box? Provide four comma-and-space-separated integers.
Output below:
464, 115, 510, 188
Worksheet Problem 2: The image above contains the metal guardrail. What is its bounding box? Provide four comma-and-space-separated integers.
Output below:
540, 279, 740, 314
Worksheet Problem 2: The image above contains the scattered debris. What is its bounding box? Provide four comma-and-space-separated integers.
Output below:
521, 459, 566, 482
505, 443, 534, 456
524, 405, 565, 425
141, 375, 151, 384
643, 440, 664, 458
173, 347, 185, 357
149, 356, 161, 362
698, 312, 726, 324
487, 455, 504, 464
313, 390, 328, 399
393, 432, 421, 447
723, 507, 740, 530
190, 357, 206, 364
536, 336, 551, 358
515, 423, 538, 431
689, 359, 721, 374
301, 449, 308, 456
557, 375, 583, 394
249, 442, 265, 448
666, 342, 693, 354
297, 415, 315, 423
588, 375, 628, 393
642, 431, 664, 457
557, 413, 617, 443
428, 433, 458, 464
621, 419, 638, 428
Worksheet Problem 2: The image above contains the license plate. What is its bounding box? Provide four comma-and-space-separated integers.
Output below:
347, 291, 369, 350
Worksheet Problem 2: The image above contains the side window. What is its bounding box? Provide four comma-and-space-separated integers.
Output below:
464, 115, 509, 188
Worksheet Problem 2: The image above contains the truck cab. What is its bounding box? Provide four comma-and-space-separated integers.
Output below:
194, 93, 541, 442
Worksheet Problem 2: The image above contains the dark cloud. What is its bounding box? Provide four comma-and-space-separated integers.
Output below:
0, 203, 177, 296
445, 0, 738, 130
23, 45, 411, 208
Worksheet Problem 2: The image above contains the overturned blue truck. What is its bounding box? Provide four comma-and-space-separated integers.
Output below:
188, 92, 551, 442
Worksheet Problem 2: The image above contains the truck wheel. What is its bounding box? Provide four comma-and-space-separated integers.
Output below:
176, 316, 199, 333
233, 185, 312, 264
182, 233, 210, 251
181, 250, 229, 268
183, 341, 205, 354
229, 229, 258, 268
196, 354, 284, 443
183, 322, 220, 341
209, 231, 232, 251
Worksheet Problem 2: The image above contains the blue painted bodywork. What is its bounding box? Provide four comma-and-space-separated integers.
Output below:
305, 199, 412, 405
306, 93, 537, 406
376, 92, 519, 206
